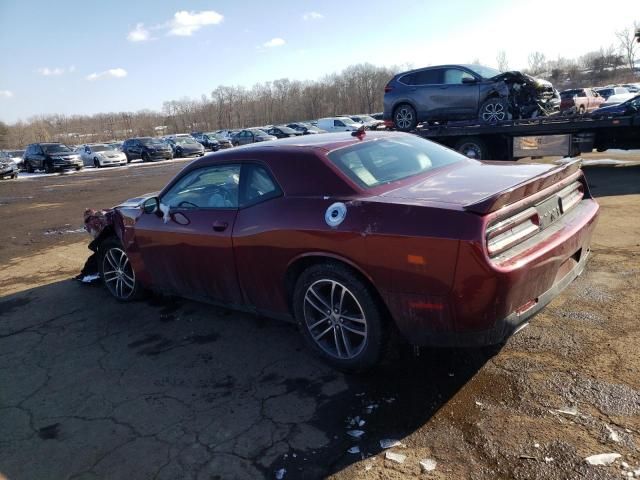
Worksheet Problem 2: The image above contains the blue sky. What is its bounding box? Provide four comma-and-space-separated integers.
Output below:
0, 0, 637, 123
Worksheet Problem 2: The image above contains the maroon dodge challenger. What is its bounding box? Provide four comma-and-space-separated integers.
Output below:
84, 131, 599, 371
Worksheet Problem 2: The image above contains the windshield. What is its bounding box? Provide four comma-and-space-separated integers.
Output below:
560, 90, 581, 98
252, 129, 269, 137
276, 126, 297, 134
468, 65, 502, 79
174, 137, 198, 145
597, 89, 613, 97
328, 135, 462, 188
338, 117, 359, 126
89, 145, 111, 152
43, 144, 73, 154
141, 138, 165, 146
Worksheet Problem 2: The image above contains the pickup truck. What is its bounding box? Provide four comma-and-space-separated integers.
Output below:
560, 88, 604, 115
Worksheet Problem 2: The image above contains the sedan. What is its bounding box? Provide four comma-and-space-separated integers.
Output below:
80, 144, 127, 168
166, 137, 206, 158
232, 129, 277, 146
266, 126, 303, 139
84, 131, 599, 371
0, 153, 18, 179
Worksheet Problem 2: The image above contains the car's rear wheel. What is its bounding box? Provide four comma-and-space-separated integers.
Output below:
94, 158, 101, 168
479, 97, 509, 124
44, 161, 54, 174
293, 263, 387, 372
393, 104, 417, 132
25, 161, 34, 173
99, 238, 141, 301
142, 152, 151, 163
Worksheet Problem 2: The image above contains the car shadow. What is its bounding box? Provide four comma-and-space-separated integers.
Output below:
582, 164, 640, 197
0, 279, 494, 479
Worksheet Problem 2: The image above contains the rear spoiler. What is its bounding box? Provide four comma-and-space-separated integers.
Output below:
463, 159, 583, 215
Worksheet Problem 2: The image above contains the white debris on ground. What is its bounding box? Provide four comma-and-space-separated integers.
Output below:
347, 446, 360, 454
475, 400, 484, 407
80, 274, 100, 283
419, 458, 437, 472
275, 467, 286, 479
605, 425, 620, 442
544, 457, 554, 463
385, 451, 406, 464
347, 416, 365, 428
347, 430, 365, 439
584, 453, 621, 466
534, 443, 540, 449
553, 406, 578, 416
379, 439, 405, 449
622, 462, 630, 469
44, 227, 86, 235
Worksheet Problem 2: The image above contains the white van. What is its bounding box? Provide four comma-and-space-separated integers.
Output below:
317, 117, 361, 132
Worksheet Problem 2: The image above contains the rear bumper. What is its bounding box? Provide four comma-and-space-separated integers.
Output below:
387, 198, 599, 347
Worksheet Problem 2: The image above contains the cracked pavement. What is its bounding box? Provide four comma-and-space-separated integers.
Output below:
1, 159, 639, 479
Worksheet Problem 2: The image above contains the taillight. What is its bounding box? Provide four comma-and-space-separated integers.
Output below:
558, 181, 584, 213
384, 85, 394, 93
486, 207, 540, 257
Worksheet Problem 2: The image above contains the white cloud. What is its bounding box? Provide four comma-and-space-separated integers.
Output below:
303, 11, 324, 21
167, 10, 223, 36
37, 67, 65, 76
263, 38, 285, 48
127, 23, 150, 42
0, 90, 13, 98
68, 65, 76, 73
86, 68, 128, 81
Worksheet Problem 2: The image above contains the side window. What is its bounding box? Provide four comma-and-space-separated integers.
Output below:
161, 164, 241, 209
399, 73, 415, 85
414, 69, 441, 85
443, 69, 474, 84
241, 164, 281, 206
335, 120, 344, 127
577, 91, 586, 97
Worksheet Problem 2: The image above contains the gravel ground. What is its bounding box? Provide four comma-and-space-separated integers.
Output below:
0, 154, 639, 480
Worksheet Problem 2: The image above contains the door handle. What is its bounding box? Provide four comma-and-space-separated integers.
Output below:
212, 221, 228, 232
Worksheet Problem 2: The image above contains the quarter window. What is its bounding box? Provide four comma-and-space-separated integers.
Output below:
162, 165, 241, 209
241, 164, 281, 206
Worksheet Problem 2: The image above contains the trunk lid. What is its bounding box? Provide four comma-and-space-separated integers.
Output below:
378, 159, 582, 214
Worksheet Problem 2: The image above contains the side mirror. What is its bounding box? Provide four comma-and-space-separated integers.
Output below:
142, 197, 159, 214
462, 77, 477, 84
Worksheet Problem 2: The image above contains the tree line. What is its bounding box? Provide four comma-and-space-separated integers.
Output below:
0, 20, 637, 149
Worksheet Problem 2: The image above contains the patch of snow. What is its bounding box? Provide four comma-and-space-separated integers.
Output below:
80, 274, 100, 283
419, 458, 437, 472
379, 439, 405, 449
605, 425, 620, 442
347, 430, 364, 439
275, 468, 286, 479
585, 453, 621, 466
385, 451, 406, 464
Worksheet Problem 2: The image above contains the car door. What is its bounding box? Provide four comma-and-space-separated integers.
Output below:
408, 68, 443, 119
133, 163, 243, 304
436, 68, 480, 118
32, 145, 45, 169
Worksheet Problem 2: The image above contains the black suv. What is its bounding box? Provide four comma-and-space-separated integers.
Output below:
23, 143, 83, 173
122, 137, 173, 162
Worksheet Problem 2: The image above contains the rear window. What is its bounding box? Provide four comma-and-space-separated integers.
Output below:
327, 136, 463, 188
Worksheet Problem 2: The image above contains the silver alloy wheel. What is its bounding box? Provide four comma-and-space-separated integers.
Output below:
481, 101, 506, 123
458, 142, 483, 159
395, 107, 414, 130
303, 279, 368, 360
102, 247, 136, 300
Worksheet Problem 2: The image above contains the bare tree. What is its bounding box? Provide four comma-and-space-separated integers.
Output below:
527, 51, 547, 75
616, 21, 639, 71
496, 50, 509, 72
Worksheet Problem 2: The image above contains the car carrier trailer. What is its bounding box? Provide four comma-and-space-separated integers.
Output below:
402, 112, 640, 160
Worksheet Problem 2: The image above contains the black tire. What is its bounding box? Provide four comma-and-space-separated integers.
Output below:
94, 158, 101, 168
578, 105, 586, 115
175, 148, 183, 158
76, 166, 82, 171
454, 136, 489, 160
25, 161, 34, 173
44, 161, 54, 174
393, 104, 417, 132
293, 263, 388, 372
125, 153, 132, 163
479, 97, 509, 124
142, 152, 151, 163
99, 237, 142, 302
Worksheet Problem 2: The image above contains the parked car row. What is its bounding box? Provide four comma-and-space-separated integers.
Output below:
559, 84, 640, 116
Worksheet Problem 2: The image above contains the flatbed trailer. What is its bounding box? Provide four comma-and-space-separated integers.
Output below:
408, 112, 640, 160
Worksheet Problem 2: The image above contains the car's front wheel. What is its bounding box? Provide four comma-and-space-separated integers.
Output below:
479, 97, 509, 124
44, 161, 54, 174
94, 158, 101, 168
25, 161, 34, 173
393, 104, 417, 131
293, 263, 387, 372
99, 238, 141, 301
